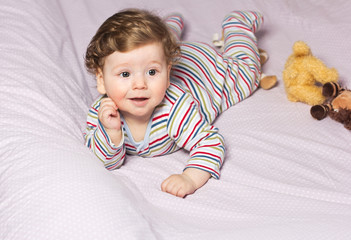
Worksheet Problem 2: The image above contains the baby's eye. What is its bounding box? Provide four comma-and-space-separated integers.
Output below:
148, 69, 156, 76
120, 72, 130, 78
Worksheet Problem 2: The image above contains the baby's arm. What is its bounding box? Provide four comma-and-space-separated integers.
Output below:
164, 93, 225, 197
161, 168, 211, 198
84, 96, 126, 170
98, 97, 123, 145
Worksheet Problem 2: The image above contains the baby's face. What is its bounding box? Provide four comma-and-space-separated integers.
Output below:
96, 42, 171, 122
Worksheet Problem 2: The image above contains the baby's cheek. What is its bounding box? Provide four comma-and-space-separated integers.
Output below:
155, 86, 168, 102
107, 92, 123, 107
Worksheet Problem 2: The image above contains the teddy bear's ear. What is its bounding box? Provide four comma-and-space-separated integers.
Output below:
322, 82, 342, 97
329, 109, 351, 130
310, 104, 332, 120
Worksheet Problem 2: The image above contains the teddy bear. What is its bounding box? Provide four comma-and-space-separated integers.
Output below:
282, 41, 339, 105
310, 82, 351, 130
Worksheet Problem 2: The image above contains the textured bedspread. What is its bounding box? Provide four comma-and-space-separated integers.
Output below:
1, 0, 351, 239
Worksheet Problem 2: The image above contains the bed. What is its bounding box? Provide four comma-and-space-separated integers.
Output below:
1, 0, 351, 239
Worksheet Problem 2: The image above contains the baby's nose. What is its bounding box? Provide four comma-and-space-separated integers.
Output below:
133, 75, 147, 89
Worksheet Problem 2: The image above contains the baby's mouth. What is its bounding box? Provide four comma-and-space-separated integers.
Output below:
129, 97, 149, 107
131, 97, 148, 101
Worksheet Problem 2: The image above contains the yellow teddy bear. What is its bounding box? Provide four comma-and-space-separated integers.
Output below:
282, 41, 338, 105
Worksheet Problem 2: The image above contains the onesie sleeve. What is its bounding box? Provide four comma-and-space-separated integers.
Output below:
167, 93, 225, 179
84, 96, 126, 170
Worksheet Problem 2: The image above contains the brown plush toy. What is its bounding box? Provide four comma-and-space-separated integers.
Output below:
310, 82, 351, 130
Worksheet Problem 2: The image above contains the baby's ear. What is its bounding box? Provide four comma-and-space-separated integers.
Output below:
96, 69, 106, 94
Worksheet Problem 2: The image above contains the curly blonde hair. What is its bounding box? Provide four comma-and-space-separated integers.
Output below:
85, 9, 180, 75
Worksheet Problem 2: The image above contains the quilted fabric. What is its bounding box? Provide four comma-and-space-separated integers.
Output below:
1, 0, 351, 239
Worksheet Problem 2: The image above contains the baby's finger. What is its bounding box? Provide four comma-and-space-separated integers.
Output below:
161, 178, 170, 192
101, 98, 118, 110
176, 188, 186, 198
161, 177, 176, 193
100, 107, 117, 120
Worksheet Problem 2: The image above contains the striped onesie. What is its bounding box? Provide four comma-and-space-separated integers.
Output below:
84, 11, 263, 179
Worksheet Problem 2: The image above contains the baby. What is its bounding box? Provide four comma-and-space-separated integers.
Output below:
84, 9, 263, 197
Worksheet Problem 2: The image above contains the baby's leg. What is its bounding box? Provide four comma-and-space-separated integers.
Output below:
164, 14, 184, 41
170, 11, 263, 124
221, 11, 263, 110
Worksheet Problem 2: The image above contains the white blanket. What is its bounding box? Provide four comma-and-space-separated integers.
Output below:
1, 0, 351, 239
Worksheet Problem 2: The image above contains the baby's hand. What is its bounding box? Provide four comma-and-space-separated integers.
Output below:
98, 97, 122, 145
161, 168, 211, 198
161, 174, 196, 198
98, 98, 121, 130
